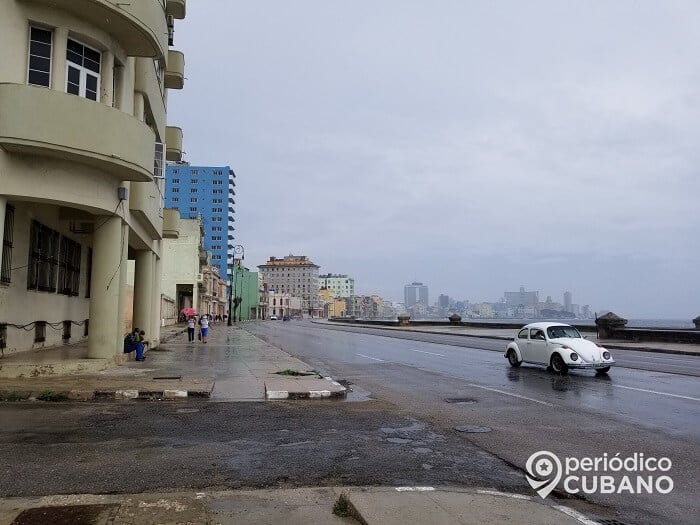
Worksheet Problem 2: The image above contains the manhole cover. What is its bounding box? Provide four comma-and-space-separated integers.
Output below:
444, 398, 477, 404
454, 425, 492, 433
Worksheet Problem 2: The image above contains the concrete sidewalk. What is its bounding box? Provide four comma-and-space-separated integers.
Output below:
316, 320, 700, 356
0, 487, 601, 524
0, 324, 346, 401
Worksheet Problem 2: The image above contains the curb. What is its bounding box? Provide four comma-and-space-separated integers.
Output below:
0, 387, 211, 402
265, 376, 347, 400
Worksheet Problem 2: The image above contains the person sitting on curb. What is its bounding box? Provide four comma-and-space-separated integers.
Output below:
138, 330, 149, 359
123, 328, 145, 361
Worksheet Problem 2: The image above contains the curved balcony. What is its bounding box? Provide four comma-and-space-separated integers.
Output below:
167, 0, 186, 20
130, 180, 164, 239
23, 0, 167, 59
135, 58, 166, 140
0, 83, 154, 182
165, 51, 185, 90
165, 126, 183, 161
162, 208, 180, 239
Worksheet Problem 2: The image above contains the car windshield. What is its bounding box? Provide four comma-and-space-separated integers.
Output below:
547, 326, 581, 339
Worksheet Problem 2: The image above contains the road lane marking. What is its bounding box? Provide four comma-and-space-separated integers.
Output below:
395, 486, 435, 492
612, 384, 700, 401
466, 383, 554, 406
411, 349, 445, 357
477, 490, 531, 500
551, 504, 601, 525
356, 353, 385, 362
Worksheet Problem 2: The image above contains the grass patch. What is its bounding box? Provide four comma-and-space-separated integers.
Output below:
275, 369, 319, 377
332, 495, 352, 518
37, 390, 69, 402
0, 391, 30, 401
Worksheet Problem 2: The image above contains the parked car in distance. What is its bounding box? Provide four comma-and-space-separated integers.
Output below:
505, 322, 615, 375
269, 315, 278, 320
282, 316, 290, 321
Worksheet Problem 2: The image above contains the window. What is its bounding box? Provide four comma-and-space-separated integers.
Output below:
190, 188, 198, 193
172, 178, 180, 183
0, 323, 6, 350
58, 236, 81, 296
35, 321, 46, 343
85, 248, 92, 298
172, 198, 179, 203
66, 38, 101, 101
191, 170, 198, 175
1, 205, 15, 284
28, 27, 52, 87
27, 221, 59, 292
530, 329, 545, 340
212, 180, 223, 186
190, 179, 198, 184
172, 170, 179, 175
190, 198, 198, 203
63, 320, 72, 341
172, 188, 179, 193
213, 189, 223, 194
213, 199, 223, 204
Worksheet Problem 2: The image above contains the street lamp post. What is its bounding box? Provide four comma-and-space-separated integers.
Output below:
228, 244, 245, 326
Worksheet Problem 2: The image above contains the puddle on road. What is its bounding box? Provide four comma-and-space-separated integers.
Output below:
11, 504, 120, 525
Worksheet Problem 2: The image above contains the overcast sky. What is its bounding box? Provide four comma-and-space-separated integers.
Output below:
168, 1, 700, 319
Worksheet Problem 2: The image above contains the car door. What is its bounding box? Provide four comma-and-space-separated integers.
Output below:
529, 328, 548, 364
517, 328, 532, 360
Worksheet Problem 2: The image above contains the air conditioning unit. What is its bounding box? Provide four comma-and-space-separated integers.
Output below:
196, 273, 203, 284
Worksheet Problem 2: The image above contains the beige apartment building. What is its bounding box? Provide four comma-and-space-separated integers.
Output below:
0, 0, 186, 360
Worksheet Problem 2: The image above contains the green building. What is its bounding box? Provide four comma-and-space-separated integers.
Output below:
231, 265, 261, 321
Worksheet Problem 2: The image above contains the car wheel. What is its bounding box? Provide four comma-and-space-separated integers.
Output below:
550, 353, 568, 375
595, 367, 611, 375
507, 349, 522, 367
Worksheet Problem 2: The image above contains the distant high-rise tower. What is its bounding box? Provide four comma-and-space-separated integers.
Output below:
564, 291, 572, 312
165, 163, 236, 280
404, 282, 429, 308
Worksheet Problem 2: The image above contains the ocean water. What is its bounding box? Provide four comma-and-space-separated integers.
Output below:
457, 318, 696, 329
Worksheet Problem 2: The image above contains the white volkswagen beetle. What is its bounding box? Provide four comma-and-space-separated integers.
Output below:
505, 322, 615, 375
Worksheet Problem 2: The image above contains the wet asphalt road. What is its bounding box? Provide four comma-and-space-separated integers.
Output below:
245, 320, 700, 525
0, 322, 697, 525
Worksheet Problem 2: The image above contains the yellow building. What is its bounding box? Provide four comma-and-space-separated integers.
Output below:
0, 0, 186, 360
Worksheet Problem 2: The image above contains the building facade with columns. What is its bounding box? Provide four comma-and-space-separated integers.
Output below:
0, 0, 187, 359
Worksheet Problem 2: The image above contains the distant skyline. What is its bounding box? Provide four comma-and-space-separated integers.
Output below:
169, 1, 700, 319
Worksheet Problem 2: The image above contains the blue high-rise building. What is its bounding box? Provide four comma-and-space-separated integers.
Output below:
164, 163, 236, 279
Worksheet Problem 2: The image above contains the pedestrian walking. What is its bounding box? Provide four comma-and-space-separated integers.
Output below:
187, 316, 196, 342
200, 314, 210, 343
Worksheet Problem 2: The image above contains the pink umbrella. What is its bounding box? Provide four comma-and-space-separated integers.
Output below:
180, 307, 197, 317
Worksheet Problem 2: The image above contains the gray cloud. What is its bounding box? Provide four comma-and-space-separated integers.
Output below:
168, 1, 700, 318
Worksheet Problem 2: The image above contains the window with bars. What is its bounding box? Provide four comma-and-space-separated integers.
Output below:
66, 38, 101, 101
85, 248, 92, 298
28, 27, 52, 87
63, 320, 72, 341
35, 321, 46, 343
27, 221, 59, 292
1, 205, 14, 284
0, 323, 6, 349
84, 319, 89, 337
58, 236, 81, 296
